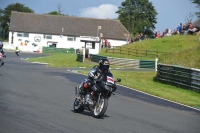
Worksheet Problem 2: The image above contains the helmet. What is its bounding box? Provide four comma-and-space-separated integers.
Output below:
99, 58, 110, 71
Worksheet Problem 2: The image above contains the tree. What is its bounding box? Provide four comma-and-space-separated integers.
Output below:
0, 3, 34, 40
185, 13, 195, 24
116, 0, 158, 37
190, 0, 200, 18
47, 2, 65, 16
57, 2, 64, 15
47, 11, 63, 15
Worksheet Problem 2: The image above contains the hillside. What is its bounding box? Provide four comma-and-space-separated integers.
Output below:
99, 35, 200, 69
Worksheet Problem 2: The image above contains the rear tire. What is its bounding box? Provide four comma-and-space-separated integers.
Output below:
73, 98, 84, 113
93, 98, 108, 118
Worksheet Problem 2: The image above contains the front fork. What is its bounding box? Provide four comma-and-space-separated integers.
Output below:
96, 93, 101, 105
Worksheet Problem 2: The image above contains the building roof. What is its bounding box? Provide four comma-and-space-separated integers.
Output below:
10, 11, 129, 40
192, 18, 200, 28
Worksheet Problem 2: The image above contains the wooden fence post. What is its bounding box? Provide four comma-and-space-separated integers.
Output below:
128, 48, 130, 55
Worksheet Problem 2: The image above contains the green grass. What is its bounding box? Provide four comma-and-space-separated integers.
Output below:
27, 35, 200, 108
28, 53, 97, 68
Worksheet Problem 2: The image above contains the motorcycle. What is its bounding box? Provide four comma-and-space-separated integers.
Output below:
15, 50, 20, 56
73, 72, 121, 118
0, 53, 5, 67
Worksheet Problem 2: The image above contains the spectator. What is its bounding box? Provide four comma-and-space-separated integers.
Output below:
176, 24, 181, 34
140, 33, 145, 40
179, 23, 184, 35
182, 24, 188, 35
156, 31, 161, 38
104, 38, 108, 48
166, 28, 172, 36
172, 29, 179, 35
188, 26, 199, 35
124, 33, 130, 44
188, 22, 193, 29
108, 42, 111, 48
185, 22, 193, 35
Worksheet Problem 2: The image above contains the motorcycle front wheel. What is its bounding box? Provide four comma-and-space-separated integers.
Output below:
73, 98, 84, 113
93, 97, 108, 118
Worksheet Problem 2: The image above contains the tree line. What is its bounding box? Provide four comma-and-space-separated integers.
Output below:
0, 0, 199, 40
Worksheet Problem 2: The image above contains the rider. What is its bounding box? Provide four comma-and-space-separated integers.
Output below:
81, 58, 111, 96
0, 42, 5, 66
0, 42, 5, 55
15, 46, 20, 54
88, 58, 110, 82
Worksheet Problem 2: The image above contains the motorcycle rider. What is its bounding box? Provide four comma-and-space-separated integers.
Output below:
15, 46, 20, 56
80, 58, 111, 99
0, 42, 5, 66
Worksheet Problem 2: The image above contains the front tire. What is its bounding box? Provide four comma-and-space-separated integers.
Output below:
93, 97, 108, 118
73, 98, 84, 113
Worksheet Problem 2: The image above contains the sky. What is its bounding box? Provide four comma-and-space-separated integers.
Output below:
0, 0, 199, 32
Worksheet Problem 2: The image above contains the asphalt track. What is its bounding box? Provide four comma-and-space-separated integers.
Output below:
0, 51, 199, 133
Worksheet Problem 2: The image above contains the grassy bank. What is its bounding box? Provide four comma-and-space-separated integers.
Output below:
100, 35, 200, 68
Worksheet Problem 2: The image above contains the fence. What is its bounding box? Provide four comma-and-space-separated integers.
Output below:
105, 47, 168, 58
156, 64, 200, 92
89, 54, 157, 69
42, 47, 75, 54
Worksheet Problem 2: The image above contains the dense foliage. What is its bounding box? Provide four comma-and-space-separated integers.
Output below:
0, 3, 34, 40
116, 0, 158, 37
191, 0, 200, 18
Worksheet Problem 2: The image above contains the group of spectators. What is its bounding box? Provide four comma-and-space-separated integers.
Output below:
101, 22, 199, 47
101, 38, 111, 49
125, 33, 146, 44
155, 22, 200, 38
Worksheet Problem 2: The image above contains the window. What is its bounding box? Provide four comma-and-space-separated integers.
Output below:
86, 42, 95, 49
17, 32, 29, 37
44, 34, 52, 39
24, 32, 29, 37
67, 36, 76, 41
17, 33, 23, 37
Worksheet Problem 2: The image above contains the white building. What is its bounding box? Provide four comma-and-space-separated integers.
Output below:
9, 11, 130, 54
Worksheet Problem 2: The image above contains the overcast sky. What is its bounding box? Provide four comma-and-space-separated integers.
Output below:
0, 0, 199, 32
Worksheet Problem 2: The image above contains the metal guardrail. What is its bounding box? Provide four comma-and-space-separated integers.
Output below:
156, 64, 200, 92
90, 54, 107, 63
42, 47, 75, 53
90, 54, 157, 69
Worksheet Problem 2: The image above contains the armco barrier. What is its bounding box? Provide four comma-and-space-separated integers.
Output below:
139, 60, 155, 69
42, 47, 75, 54
89, 54, 156, 69
156, 64, 200, 92
90, 54, 107, 63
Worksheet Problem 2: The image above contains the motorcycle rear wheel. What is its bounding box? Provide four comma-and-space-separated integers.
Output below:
73, 98, 84, 113
93, 98, 108, 118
